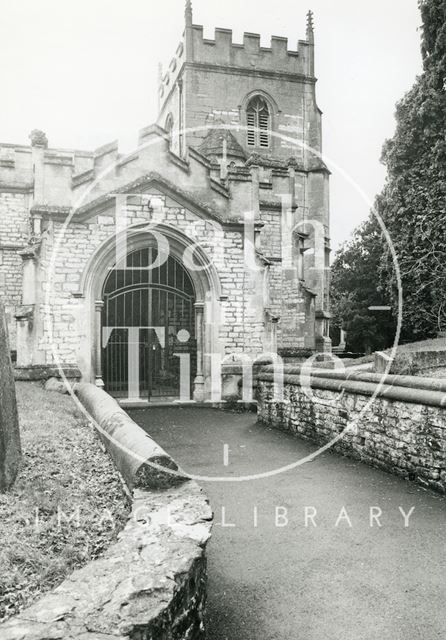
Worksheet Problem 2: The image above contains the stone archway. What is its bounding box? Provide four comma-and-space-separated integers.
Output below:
79, 223, 222, 402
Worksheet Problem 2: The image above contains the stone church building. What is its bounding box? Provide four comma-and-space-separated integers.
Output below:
0, 2, 330, 401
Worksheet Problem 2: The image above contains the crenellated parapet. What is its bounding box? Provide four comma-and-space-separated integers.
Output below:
188, 26, 312, 75
159, 14, 315, 109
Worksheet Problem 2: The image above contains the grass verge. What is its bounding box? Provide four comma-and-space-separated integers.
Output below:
0, 382, 130, 622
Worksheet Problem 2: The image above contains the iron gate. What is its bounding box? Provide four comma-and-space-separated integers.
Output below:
102, 247, 196, 400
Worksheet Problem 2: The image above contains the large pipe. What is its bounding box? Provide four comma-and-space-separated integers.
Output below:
76, 383, 187, 490
257, 369, 446, 407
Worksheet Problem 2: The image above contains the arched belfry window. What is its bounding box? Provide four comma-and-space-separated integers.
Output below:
246, 96, 270, 148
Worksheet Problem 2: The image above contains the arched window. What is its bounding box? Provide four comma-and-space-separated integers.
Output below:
246, 96, 270, 148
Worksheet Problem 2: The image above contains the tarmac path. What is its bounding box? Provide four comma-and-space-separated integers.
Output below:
130, 406, 446, 640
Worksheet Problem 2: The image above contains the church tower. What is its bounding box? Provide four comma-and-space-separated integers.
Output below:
157, 2, 331, 353
158, 3, 321, 164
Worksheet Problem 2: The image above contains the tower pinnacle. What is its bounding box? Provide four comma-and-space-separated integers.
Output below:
306, 9, 314, 42
185, 0, 193, 26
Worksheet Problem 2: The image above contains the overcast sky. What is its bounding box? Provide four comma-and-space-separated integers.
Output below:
0, 0, 422, 251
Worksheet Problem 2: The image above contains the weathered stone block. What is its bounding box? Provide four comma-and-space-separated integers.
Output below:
0, 300, 21, 491
44, 376, 69, 394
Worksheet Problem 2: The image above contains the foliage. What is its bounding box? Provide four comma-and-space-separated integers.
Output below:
330, 217, 396, 353
376, 0, 446, 339
0, 382, 130, 622
331, 0, 446, 344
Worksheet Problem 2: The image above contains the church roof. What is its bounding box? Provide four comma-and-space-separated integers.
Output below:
197, 128, 246, 161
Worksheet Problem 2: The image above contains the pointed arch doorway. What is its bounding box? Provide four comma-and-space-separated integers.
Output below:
102, 246, 197, 401
80, 222, 223, 404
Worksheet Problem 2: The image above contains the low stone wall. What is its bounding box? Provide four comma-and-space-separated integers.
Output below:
1, 384, 212, 640
257, 366, 446, 494
13, 364, 81, 382
375, 343, 446, 376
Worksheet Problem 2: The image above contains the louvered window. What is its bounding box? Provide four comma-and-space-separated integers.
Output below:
246, 97, 270, 148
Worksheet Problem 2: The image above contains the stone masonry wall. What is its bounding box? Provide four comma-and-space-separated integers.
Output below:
257, 377, 446, 494
0, 192, 29, 350
1, 482, 212, 640
183, 67, 317, 159
37, 199, 263, 368
259, 207, 316, 350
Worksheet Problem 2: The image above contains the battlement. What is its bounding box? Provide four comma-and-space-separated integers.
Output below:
0, 135, 122, 204
191, 25, 311, 75
0, 141, 95, 191
159, 10, 315, 106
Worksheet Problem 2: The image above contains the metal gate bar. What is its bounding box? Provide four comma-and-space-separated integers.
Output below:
102, 248, 196, 400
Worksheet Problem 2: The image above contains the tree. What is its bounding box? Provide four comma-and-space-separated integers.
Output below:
376, 0, 446, 339
330, 216, 396, 354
